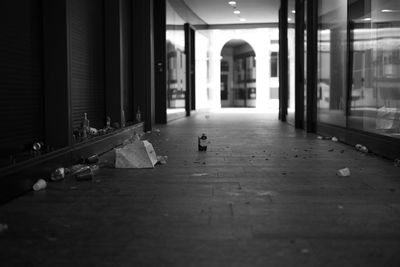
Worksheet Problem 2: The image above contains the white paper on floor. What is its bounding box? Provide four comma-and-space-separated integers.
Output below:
115, 140, 158, 168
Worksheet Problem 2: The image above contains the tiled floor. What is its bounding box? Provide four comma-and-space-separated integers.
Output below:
0, 109, 400, 266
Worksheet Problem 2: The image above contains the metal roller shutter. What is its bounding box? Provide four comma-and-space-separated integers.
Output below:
70, 0, 105, 131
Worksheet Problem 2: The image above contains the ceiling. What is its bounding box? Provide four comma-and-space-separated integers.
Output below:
183, 0, 280, 25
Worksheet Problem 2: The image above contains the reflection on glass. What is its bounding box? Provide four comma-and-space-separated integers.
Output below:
166, 1, 186, 112
287, 0, 295, 125
317, 0, 347, 127
348, 0, 400, 138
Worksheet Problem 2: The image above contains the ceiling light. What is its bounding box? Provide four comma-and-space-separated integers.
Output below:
288, 18, 292, 21
228, 1, 237, 6
233, 10, 241, 14
240, 18, 247, 22
381, 9, 400, 13
291, 10, 296, 13
362, 17, 371, 21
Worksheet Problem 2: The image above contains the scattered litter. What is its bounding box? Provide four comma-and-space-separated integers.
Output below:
154, 128, 161, 133
89, 127, 98, 136
75, 167, 94, 181
394, 159, 400, 167
355, 144, 368, 153
156, 155, 168, 165
198, 133, 208, 151
85, 154, 99, 164
51, 167, 65, 181
0, 223, 8, 234
70, 165, 91, 176
301, 248, 310, 254
115, 140, 158, 168
331, 137, 339, 142
317, 136, 323, 140
33, 179, 47, 191
191, 173, 208, 177
337, 167, 351, 177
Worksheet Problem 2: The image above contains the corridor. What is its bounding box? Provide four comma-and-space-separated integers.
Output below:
0, 110, 400, 266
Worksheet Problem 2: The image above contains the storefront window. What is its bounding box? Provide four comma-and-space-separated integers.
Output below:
348, 0, 400, 138
317, 0, 348, 127
166, 1, 186, 113
287, 0, 296, 125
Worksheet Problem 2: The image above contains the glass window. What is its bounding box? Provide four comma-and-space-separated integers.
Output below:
348, 0, 400, 138
270, 52, 278, 77
287, 0, 296, 125
317, 0, 348, 127
166, 1, 186, 113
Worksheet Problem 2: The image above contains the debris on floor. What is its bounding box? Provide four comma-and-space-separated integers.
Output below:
355, 144, 369, 153
85, 154, 99, 164
0, 223, 8, 234
50, 167, 65, 181
115, 140, 158, 168
75, 166, 94, 181
337, 167, 351, 177
198, 133, 208, 151
331, 137, 339, 142
156, 155, 168, 165
33, 179, 47, 191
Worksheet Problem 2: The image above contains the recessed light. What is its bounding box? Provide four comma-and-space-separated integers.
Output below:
381, 9, 400, 13
291, 10, 296, 13
233, 10, 241, 14
363, 17, 371, 21
240, 18, 247, 22
288, 18, 292, 21
228, 1, 237, 6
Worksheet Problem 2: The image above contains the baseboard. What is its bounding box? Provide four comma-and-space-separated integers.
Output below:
0, 123, 144, 204
317, 123, 400, 160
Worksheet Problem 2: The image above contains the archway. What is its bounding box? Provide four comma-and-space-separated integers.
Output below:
220, 40, 256, 108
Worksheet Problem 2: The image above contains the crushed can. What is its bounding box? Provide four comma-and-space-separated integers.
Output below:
198, 133, 208, 151
51, 167, 65, 181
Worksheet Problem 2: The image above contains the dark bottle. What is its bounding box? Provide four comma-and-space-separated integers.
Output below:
81, 113, 90, 138
136, 105, 141, 122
